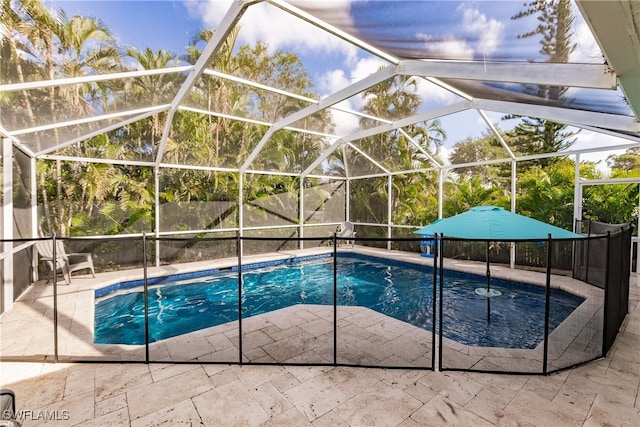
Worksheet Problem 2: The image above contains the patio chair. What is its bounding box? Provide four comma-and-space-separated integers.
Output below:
36, 239, 95, 284
337, 221, 356, 246
1, 389, 20, 426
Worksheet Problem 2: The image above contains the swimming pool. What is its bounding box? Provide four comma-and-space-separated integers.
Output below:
94, 254, 584, 348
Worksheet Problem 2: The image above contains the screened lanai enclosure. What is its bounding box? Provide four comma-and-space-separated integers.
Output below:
1, 0, 639, 373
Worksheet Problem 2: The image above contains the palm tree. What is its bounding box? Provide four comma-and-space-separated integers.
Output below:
20, 4, 122, 132
1, 0, 40, 128
5, 0, 129, 235
122, 47, 181, 159
443, 175, 503, 217
516, 159, 576, 229
178, 27, 241, 166
351, 73, 447, 228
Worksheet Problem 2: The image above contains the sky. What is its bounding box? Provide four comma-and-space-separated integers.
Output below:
49, 0, 633, 170
55, 1, 200, 56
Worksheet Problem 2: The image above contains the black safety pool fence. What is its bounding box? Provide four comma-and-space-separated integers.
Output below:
0, 228, 632, 375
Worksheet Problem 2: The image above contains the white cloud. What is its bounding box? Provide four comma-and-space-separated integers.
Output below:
184, 0, 229, 25
318, 69, 351, 96
316, 69, 360, 135
317, 56, 387, 98
415, 5, 505, 60
317, 56, 388, 137
573, 129, 631, 150
458, 5, 505, 56
570, 20, 603, 63
560, 129, 634, 173
318, 57, 386, 106
436, 144, 452, 166
331, 105, 361, 137
350, 57, 388, 84
185, 0, 358, 59
416, 34, 475, 60
415, 77, 463, 105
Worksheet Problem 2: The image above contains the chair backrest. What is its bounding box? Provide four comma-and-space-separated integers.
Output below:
338, 221, 354, 237
36, 240, 68, 260
0, 390, 16, 420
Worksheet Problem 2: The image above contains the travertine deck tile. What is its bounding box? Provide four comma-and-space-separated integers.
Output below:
1, 248, 638, 426
253, 380, 294, 417
410, 394, 494, 426
93, 393, 127, 418
583, 393, 640, 427
333, 386, 422, 426
263, 406, 313, 427
284, 367, 379, 422
310, 409, 350, 427
76, 406, 130, 426
192, 380, 270, 426
503, 389, 586, 426
462, 384, 519, 424
126, 367, 212, 420
130, 399, 202, 427
94, 364, 152, 401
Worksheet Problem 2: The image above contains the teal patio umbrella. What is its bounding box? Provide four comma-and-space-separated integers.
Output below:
413, 205, 582, 240
414, 205, 583, 322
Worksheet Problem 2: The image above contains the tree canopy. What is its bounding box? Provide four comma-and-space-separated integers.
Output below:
2, 0, 636, 239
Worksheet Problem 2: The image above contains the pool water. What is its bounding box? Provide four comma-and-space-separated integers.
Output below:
94, 255, 584, 348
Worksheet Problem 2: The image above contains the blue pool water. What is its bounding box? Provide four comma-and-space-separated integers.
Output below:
94, 254, 584, 348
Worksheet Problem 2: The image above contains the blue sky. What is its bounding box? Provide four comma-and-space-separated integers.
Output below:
49, 0, 629, 169
55, 1, 201, 56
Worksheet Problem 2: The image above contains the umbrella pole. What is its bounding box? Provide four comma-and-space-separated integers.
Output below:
486, 240, 491, 324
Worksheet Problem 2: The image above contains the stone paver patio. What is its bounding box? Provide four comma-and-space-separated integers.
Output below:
1, 247, 638, 426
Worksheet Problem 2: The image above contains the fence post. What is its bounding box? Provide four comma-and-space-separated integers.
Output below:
237, 231, 243, 365
431, 234, 438, 370
602, 231, 611, 356
486, 240, 491, 324
543, 234, 552, 374
333, 232, 337, 366
438, 234, 444, 371
143, 233, 149, 363
585, 221, 592, 283
52, 234, 58, 363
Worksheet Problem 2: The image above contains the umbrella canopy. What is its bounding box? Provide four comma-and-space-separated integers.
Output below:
413, 206, 582, 240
